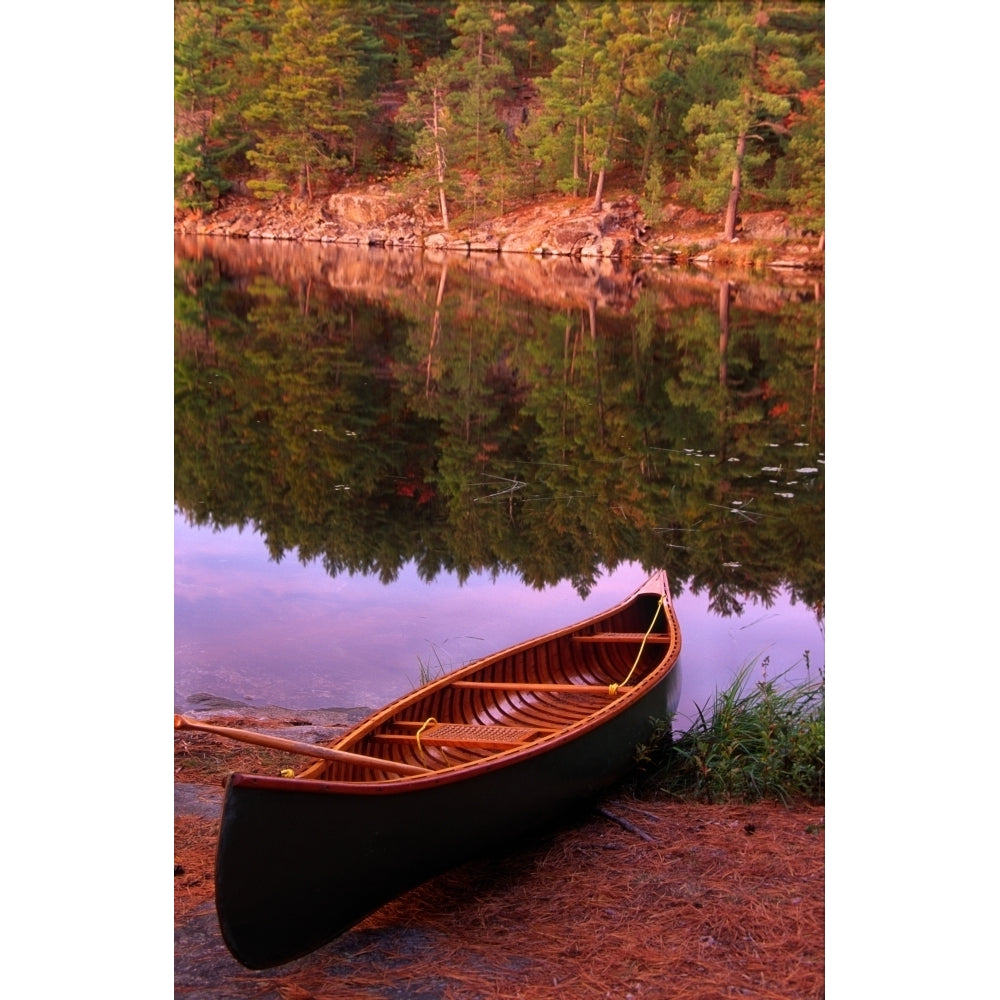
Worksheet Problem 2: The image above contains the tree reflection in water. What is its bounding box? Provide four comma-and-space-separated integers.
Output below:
175, 237, 823, 716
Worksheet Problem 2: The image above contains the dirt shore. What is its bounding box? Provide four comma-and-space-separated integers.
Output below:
175, 718, 824, 1000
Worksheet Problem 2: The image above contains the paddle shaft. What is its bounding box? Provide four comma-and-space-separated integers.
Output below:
174, 715, 429, 776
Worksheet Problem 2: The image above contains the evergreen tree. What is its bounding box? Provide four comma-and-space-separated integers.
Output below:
525, 2, 698, 208
772, 80, 824, 241
446, 1, 514, 176
174, 0, 273, 210
682, 1, 819, 239
245, 0, 377, 199
586, 1, 654, 210
399, 2, 540, 227
363, 0, 453, 75
627, 2, 699, 187
397, 57, 456, 228
447, 2, 535, 222
526, 0, 608, 197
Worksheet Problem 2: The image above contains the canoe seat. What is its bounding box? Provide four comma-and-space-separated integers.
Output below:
425, 723, 539, 745
378, 722, 544, 750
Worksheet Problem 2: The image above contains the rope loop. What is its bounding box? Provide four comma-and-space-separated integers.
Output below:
415, 717, 437, 761
609, 594, 667, 697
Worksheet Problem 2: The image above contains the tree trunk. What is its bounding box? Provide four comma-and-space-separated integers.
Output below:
436, 155, 449, 229
591, 50, 628, 213
431, 88, 450, 230
571, 30, 588, 197
723, 132, 746, 240
587, 299, 606, 444
591, 165, 607, 213
572, 117, 583, 196
718, 280, 730, 387
425, 259, 448, 397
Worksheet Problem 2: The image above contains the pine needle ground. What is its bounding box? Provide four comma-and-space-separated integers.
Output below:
175, 719, 823, 999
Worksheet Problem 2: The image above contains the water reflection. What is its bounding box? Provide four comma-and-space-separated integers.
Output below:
175, 237, 823, 724
174, 513, 823, 730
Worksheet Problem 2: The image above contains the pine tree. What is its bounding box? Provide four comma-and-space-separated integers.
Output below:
397, 57, 455, 228
586, 1, 654, 210
399, 2, 539, 227
627, 2, 698, 188
363, 0, 453, 74
527, 1, 681, 209
527, 0, 608, 197
244, 0, 377, 199
682, 1, 819, 239
174, 0, 273, 209
446, 1, 514, 175
173, 0, 823, 227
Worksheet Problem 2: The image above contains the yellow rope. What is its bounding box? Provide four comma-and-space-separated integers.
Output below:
415, 717, 437, 761
608, 595, 667, 697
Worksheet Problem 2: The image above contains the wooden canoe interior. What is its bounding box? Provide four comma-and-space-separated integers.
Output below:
296, 591, 677, 783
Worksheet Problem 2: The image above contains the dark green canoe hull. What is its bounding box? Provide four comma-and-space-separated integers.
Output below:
215, 666, 678, 970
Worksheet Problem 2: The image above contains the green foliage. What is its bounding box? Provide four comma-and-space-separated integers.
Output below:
638, 659, 825, 805
638, 159, 665, 225
174, 0, 273, 206
526, 1, 612, 199
174, 0, 823, 225
680, 2, 819, 227
395, 1, 544, 226
174, 136, 229, 212
771, 82, 825, 230
396, 56, 457, 224
364, 0, 453, 71
244, 0, 378, 198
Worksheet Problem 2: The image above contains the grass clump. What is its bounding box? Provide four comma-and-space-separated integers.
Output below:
635, 656, 824, 805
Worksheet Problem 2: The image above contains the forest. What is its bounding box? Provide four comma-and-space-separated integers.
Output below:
174, 1, 825, 241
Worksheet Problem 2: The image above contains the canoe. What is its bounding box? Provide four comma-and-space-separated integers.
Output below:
202, 571, 681, 969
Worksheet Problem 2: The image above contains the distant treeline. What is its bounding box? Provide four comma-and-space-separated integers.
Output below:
175, 1, 824, 238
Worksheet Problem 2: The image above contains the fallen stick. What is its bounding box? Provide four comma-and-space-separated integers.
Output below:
595, 805, 657, 843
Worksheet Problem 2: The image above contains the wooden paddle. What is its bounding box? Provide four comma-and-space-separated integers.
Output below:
174, 715, 430, 776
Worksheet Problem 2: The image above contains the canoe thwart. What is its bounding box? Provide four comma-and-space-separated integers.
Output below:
572, 632, 674, 643
452, 680, 632, 694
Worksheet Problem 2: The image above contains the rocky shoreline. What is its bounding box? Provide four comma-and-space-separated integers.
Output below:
174, 187, 824, 272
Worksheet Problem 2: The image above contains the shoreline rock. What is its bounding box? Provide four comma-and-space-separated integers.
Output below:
175, 190, 824, 271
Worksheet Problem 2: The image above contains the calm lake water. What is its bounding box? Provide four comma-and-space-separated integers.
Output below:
174, 236, 824, 732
